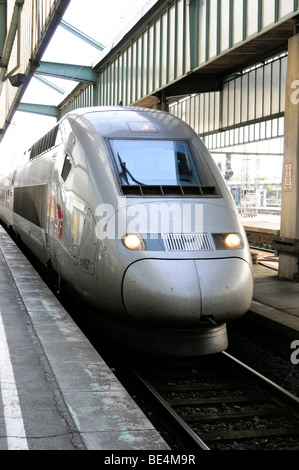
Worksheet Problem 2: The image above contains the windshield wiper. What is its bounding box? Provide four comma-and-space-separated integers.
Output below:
117, 153, 145, 185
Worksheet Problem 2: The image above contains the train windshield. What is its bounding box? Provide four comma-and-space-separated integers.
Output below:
110, 140, 201, 186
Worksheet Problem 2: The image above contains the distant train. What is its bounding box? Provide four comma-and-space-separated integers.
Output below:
0, 106, 253, 355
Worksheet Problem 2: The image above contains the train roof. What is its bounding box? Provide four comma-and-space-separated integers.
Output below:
65, 105, 170, 119
28, 106, 197, 160
64, 105, 193, 139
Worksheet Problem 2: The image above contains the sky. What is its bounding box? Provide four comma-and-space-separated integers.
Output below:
0, 0, 151, 172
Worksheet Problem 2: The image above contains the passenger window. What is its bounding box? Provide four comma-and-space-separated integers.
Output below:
61, 155, 72, 181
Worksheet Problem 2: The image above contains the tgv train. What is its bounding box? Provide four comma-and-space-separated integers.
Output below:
0, 106, 254, 355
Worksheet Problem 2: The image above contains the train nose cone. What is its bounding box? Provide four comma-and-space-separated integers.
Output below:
122, 259, 201, 325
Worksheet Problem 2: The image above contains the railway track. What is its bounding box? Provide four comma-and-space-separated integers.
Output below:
6, 222, 298, 451
113, 351, 299, 451
10, 226, 298, 450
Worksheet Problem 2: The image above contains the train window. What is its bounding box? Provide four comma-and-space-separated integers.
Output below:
61, 155, 72, 182
109, 140, 202, 186
30, 125, 59, 160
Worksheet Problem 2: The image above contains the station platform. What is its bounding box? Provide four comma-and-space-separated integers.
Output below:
242, 213, 281, 232
241, 214, 299, 342
0, 221, 298, 451
0, 225, 169, 451
247, 249, 299, 342
242, 213, 280, 247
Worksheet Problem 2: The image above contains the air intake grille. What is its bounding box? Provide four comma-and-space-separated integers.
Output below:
163, 233, 212, 251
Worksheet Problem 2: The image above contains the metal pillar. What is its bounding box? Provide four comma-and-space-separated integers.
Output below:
277, 33, 299, 280
153, 91, 169, 112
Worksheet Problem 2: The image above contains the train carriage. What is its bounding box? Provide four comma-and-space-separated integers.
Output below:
0, 106, 254, 355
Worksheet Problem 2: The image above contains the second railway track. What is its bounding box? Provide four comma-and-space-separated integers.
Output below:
111, 350, 299, 451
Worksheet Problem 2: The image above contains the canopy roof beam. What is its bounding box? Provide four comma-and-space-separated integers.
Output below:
60, 19, 104, 51
36, 61, 97, 84
33, 74, 65, 94
17, 102, 59, 118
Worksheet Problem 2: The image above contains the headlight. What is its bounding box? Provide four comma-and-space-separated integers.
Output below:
123, 234, 144, 250
212, 233, 243, 250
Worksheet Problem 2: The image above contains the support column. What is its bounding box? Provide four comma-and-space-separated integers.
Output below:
278, 33, 299, 280
153, 91, 169, 112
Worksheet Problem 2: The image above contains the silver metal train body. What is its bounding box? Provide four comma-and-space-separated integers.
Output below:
0, 106, 254, 355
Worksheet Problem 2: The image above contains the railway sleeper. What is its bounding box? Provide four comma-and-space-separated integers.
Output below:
183, 407, 287, 422
201, 426, 299, 442
167, 395, 268, 406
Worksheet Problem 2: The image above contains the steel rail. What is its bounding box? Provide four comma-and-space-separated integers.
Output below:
222, 351, 299, 416
122, 360, 210, 451
119, 350, 299, 451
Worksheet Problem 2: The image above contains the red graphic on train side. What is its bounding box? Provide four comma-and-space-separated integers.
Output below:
54, 204, 63, 239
